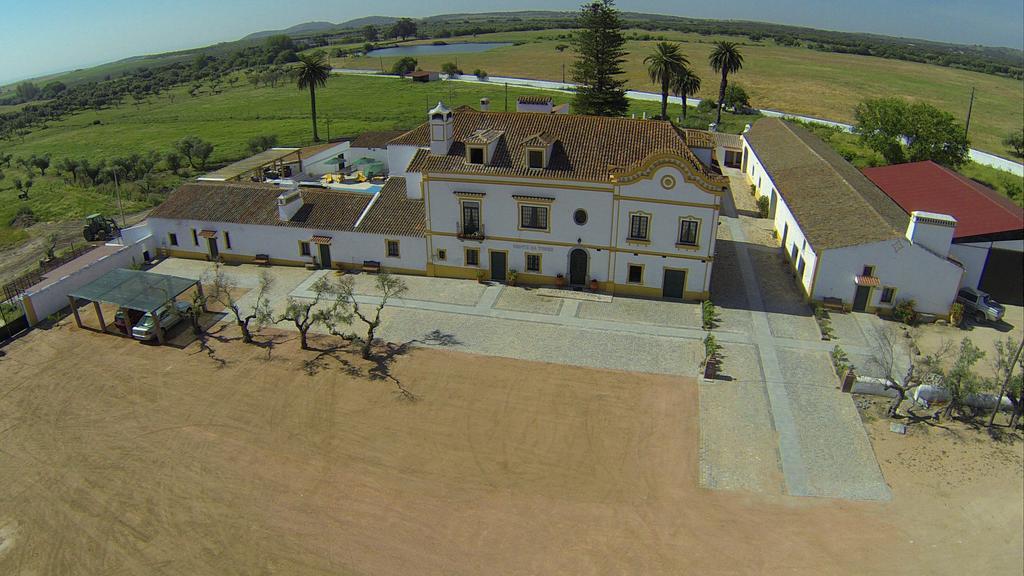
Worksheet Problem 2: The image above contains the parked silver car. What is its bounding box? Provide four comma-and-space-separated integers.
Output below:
956, 287, 1005, 324
132, 301, 192, 340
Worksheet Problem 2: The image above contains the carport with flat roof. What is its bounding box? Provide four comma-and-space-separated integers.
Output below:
68, 268, 204, 344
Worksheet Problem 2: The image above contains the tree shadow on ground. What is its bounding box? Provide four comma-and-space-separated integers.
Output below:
301, 329, 463, 401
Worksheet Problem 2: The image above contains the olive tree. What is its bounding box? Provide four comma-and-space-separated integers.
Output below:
335, 272, 408, 359
868, 325, 949, 417
935, 338, 987, 420
279, 277, 350, 350
205, 264, 275, 344
988, 336, 1024, 428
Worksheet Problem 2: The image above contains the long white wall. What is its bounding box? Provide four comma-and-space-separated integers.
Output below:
815, 240, 963, 315
23, 234, 157, 325
146, 218, 427, 272
742, 137, 819, 296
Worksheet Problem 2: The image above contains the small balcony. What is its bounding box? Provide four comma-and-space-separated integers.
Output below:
457, 221, 485, 240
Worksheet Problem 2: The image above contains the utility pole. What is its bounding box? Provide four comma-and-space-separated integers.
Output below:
326, 118, 331, 142
562, 61, 565, 84
965, 87, 975, 139
113, 169, 126, 228
504, 82, 508, 112
989, 336, 1024, 427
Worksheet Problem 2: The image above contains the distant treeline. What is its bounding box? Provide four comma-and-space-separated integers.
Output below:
0, 36, 310, 142
361, 12, 1024, 80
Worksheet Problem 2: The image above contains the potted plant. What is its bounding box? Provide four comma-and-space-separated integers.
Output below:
702, 334, 721, 380
476, 269, 488, 284
589, 278, 599, 292
555, 273, 566, 288
508, 269, 518, 287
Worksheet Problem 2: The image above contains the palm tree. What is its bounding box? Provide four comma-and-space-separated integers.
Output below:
708, 41, 744, 127
672, 66, 701, 120
294, 52, 332, 142
644, 42, 688, 120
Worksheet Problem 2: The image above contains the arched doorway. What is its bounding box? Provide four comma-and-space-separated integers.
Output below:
569, 249, 588, 286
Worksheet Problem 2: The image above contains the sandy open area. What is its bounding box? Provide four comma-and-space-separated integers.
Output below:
0, 316, 1021, 575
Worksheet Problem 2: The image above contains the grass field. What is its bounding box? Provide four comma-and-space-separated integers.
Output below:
0, 73, 750, 165
337, 29, 1024, 158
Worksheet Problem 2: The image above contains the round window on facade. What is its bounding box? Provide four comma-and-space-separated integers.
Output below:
573, 209, 588, 225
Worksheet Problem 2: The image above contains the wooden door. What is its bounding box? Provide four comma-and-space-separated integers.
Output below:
318, 243, 332, 270
569, 249, 588, 286
489, 251, 507, 283
662, 269, 686, 299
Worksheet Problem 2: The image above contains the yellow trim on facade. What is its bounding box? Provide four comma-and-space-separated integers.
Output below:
662, 266, 689, 299
488, 248, 509, 281
431, 263, 482, 280
615, 196, 718, 209
676, 216, 701, 251
298, 240, 311, 258
191, 228, 199, 246
385, 238, 401, 258
435, 247, 447, 261
516, 201, 551, 233
524, 252, 542, 274
223, 230, 232, 250
626, 262, 645, 284
464, 246, 481, 267
626, 210, 652, 242
22, 294, 38, 325
425, 174, 613, 192
168, 232, 179, 247
610, 150, 728, 195
429, 230, 713, 261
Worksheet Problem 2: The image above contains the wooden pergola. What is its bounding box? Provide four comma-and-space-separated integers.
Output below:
68, 269, 204, 345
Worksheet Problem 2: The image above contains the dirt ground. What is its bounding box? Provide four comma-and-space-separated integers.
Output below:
1, 316, 1022, 575
0, 209, 150, 288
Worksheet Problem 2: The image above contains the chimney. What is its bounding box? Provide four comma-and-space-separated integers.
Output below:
516, 95, 553, 114
479, 97, 490, 111
277, 186, 303, 221
428, 101, 454, 155
905, 211, 956, 258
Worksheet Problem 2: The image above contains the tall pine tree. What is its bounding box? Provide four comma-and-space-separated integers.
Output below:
571, 0, 629, 116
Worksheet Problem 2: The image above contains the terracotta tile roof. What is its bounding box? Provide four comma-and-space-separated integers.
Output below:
863, 160, 1024, 242
521, 131, 556, 147
517, 95, 553, 105
350, 130, 407, 149
355, 177, 426, 237
465, 128, 505, 144
744, 118, 909, 250
683, 129, 716, 149
394, 107, 723, 185
151, 180, 426, 237
713, 131, 743, 149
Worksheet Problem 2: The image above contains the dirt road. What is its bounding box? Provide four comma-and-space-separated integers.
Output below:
0, 318, 1021, 575
0, 210, 150, 287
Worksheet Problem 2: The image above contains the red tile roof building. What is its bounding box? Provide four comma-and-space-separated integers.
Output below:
863, 161, 1023, 243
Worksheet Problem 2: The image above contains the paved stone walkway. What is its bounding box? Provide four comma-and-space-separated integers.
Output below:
150, 214, 892, 500
712, 171, 890, 501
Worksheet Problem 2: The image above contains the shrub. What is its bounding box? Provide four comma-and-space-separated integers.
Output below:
949, 302, 964, 327
390, 57, 418, 76
703, 334, 720, 366
441, 62, 461, 76
749, 184, 756, 196
756, 195, 770, 218
892, 299, 918, 325
830, 344, 852, 376
473, 68, 489, 80
10, 205, 36, 227
701, 300, 719, 330
696, 99, 717, 114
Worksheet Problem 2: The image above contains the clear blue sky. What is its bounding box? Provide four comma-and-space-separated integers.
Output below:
2, 0, 1022, 85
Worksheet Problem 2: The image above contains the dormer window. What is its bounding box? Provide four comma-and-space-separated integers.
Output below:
468, 146, 485, 165
527, 149, 544, 169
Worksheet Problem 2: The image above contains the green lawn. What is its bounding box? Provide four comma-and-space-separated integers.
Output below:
335, 29, 1024, 159
0, 73, 754, 164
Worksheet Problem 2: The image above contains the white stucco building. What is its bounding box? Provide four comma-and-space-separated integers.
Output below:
741, 118, 965, 316
139, 102, 728, 301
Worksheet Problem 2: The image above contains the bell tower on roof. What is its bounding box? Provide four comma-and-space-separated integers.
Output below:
429, 101, 453, 155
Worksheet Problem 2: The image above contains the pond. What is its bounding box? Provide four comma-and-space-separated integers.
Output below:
367, 42, 514, 57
